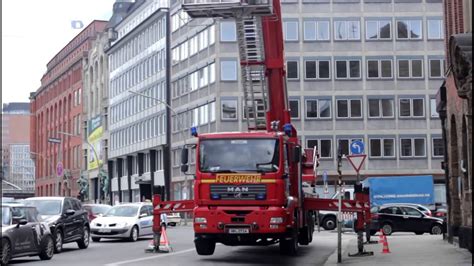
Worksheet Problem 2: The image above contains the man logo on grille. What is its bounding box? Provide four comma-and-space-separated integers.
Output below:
234, 192, 242, 198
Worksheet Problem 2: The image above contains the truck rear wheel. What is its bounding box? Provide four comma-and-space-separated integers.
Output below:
195, 238, 216, 255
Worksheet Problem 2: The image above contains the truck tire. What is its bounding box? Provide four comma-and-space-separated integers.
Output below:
195, 238, 216, 255
298, 226, 310, 245
322, 216, 336, 231
280, 231, 298, 256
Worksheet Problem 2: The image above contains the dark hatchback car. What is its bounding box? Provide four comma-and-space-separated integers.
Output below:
23, 197, 90, 253
1, 204, 54, 265
370, 204, 445, 235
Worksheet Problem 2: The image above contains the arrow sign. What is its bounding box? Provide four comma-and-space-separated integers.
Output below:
346, 154, 367, 173
350, 140, 364, 155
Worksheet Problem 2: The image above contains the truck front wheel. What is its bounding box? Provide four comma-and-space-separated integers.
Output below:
195, 238, 216, 256
280, 231, 298, 256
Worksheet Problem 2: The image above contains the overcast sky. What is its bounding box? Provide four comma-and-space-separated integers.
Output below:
2, 0, 115, 104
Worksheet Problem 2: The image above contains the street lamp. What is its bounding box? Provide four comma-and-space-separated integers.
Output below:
57, 131, 106, 203
128, 89, 190, 224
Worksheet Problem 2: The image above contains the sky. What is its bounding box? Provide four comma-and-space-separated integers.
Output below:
2, 0, 115, 104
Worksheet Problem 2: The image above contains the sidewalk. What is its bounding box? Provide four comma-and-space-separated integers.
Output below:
325, 233, 472, 266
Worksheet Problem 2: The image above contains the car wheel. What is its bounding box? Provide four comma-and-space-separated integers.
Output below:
322, 216, 336, 231
170, 222, 176, 227
1, 238, 12, 266
39, 235, 54, 260
54, 229, 63, 253
92, 237, 101, 242
129, 226, 139, 242
430, 224, 443, 235
77, 226, 90, 249
415, 231, 424, 235
382, 223, 393, 236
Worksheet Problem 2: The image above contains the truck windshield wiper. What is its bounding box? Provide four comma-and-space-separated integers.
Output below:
206, 169, 237, 173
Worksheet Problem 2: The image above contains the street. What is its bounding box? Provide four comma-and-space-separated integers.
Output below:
8, 226, 340, 266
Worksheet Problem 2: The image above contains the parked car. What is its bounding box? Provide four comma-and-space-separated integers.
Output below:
369, 204, 445, 236
166, 213, 182, 226
1, 204, 54, 265
381, 203, 432, 216
90, 202, 153, 242
83, 204, 112, 222
23, 197, 90, 253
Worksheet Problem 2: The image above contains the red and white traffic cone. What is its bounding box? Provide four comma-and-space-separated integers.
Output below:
158, 226, 173, 253
378, 229, 385, 243
381, 234, 390, 254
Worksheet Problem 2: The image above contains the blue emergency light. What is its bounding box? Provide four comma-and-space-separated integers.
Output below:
191, 127, 198, 137
283, 123, 293, 137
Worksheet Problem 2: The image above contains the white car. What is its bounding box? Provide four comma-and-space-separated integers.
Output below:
165, 213, 182, 226
90, 203, 153, 242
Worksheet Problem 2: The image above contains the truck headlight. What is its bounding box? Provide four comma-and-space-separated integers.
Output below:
270, 217, 284, 224
194, 217, 207, 224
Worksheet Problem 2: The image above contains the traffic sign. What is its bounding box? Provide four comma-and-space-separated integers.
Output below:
48, 137, 61, 144
346, 154, 367, 173
322, 171, 328, 182
56, 162, 64, 177
350, 140, 364, 155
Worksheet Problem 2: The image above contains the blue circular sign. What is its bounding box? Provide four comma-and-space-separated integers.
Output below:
322, 171, 328, 182
350, 141, 365, 155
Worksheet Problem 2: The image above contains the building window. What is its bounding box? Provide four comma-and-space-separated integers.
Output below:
400, 137, 426, 158
429, 59, 444, 78
289, 100, 300, 119
221, 99, 237, 120
220, 60, 237, 81
432, 138, 444, 157
369, 138, 395, 158
368, 98, 394, 118
284, 21, 299, 41
304, 60, 330, 79
430, 98, 439, 118
366, 20, 391, 40
220, 21, 236, 42
286, 60, 299, 80
396, 19, 422, 40
397, 59, 423, 78
427, 19, 443, 40
307, 139, 332, 158
399, 98, 424, 118
305, 99, 331, 119
367, 59, 392, 79
303, 20, 330, 41
334, 20, 360, 40
336, 99, 362, 118
337, 138, 363, 156
335, 60, 361, 79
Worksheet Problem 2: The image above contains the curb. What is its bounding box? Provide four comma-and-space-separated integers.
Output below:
324, 237, 354, 265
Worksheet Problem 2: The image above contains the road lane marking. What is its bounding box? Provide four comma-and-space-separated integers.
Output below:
104, 248, 196, 266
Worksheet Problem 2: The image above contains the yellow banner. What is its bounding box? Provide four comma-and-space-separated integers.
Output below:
200, 174, 276, 184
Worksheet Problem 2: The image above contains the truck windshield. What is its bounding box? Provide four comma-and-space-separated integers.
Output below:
200, 139, 279, 173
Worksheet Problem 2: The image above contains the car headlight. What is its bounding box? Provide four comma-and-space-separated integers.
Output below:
194, 217, 207, 224
270, 217, 284, 224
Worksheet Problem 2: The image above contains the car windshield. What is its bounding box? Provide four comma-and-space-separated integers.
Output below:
86, 205, 111, 215
199, 139, 279, 173
104, 206, 138, 217
24, 199, 62, 215
2, 207, 11, 226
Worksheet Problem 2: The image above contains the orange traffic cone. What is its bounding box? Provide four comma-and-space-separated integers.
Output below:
381, 234, 390, 254
378, 229, 385, 244
159, 226, 173, 253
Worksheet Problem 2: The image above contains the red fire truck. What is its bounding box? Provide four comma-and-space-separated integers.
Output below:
151, 0, 371, 256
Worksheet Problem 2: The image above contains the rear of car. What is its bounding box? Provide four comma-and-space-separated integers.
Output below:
166, 213, 182, 226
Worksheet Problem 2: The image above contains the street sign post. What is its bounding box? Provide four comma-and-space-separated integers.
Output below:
48, 137, 61, 144
346, 154, 367, 173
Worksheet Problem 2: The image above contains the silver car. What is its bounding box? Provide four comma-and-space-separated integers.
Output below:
90, 203, 153, 242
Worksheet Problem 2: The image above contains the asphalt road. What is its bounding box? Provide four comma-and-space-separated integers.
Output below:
8, 226, 344, 266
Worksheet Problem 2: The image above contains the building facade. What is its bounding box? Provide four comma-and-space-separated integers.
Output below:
82, 30, 111, 203
168, 0, 446, 201
1, 103, 35, 196
107, 0, 170, 204
437, 0, 472, 252
30, 21, 108, 198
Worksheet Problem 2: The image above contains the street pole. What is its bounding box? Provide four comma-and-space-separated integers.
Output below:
58, 131, 103, 203
128, 89, 190, 224
337, 147, 343, 263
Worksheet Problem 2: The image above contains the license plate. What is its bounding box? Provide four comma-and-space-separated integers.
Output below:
228, 228, 249, 234
98, 229, 111, 233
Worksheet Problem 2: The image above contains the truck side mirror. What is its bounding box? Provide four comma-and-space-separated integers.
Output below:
292, 146, 301, 163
